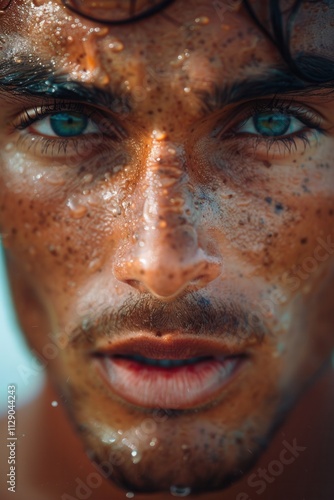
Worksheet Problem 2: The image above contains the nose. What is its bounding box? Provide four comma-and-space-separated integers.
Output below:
113, 142, 222, 299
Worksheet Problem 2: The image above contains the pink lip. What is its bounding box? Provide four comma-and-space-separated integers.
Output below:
94, 354, 246, 409
92, 334, 249, 409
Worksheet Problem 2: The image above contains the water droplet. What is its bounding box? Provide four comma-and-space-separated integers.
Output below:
51, 401, 58, 407
149, 437, 158, 447
67, 198, 88, 219
88, 257, 102, 273
152, 129, 167, 141
102, 433, 117, 444
126, 493, 135, 499
45, 172, 66, 186
81, 317, 90, 331
82, 173, 93, 184
108, 39, 124, 52
170, 485, 192, 497
131, 450, 142, 464
195, 16, 210, 25
111, 205, 122, 217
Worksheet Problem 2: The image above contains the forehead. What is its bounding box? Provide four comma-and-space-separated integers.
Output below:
0, 0, 333, 108
0, 1, 270, 97
1, 2, 262, 64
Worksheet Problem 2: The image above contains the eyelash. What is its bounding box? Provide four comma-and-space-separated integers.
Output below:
13, 101, 122, 158
224, 98, 326, 154
13, 98, 326, 161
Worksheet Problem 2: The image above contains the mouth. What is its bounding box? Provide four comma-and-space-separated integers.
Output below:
92, 335, 249, 409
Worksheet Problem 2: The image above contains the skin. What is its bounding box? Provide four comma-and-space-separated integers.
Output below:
0, 0, 334, 498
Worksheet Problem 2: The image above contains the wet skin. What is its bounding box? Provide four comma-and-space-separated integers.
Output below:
0, 0, 334, 497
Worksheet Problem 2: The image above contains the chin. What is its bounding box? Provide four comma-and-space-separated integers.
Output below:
63, 394, 292, 496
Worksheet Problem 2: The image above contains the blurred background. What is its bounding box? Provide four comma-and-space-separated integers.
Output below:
0, 243, 44, 414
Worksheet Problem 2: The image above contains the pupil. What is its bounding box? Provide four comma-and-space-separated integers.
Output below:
50, 113, 88, 137
254, 113, 290, 137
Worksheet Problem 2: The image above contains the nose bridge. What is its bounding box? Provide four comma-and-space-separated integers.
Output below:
143, 141, 194, 232
113, 140, 221, 299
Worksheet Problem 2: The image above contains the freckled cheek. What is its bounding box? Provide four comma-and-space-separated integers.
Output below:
0, 184, 121, 288
266, 197, 334, 279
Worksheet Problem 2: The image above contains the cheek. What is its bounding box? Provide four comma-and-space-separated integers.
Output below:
0, 165, 127, 298
204, 143, 334, 279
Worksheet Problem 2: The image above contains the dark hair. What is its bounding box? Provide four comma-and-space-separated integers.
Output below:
61, 0, 175, 24
243, 0, 334, 86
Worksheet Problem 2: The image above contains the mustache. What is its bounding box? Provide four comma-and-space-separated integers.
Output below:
68, 292, 269, 348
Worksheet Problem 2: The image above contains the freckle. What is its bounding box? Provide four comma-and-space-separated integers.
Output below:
262, 160, 272, 168
168, 274, 174, 279
275, 203, 284, 214
300, 237, 308, 245
140, 270, 145, 275
329, 209, 333, 216
265, 197, 272, 205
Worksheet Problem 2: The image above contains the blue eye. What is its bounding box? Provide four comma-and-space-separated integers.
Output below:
50, 113, 88, 137
238, 112, 304, 138
253, 113, 290, 136
29, 112, 99, 138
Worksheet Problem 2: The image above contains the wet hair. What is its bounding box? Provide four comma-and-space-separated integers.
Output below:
61, 0, 175, 24
243, 0, 334, 85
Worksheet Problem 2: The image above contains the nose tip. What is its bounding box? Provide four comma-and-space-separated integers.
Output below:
114, 224, 222, 299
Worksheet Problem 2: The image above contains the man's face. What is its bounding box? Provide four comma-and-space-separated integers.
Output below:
0, 0, 334, 495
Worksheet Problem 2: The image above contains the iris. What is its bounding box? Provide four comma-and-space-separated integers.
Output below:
50, 113, 88, 137
253, 113, 291, 137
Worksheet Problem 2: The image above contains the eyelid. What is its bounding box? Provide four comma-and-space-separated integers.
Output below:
12, 101, 127, 140
212, 98, 326, 139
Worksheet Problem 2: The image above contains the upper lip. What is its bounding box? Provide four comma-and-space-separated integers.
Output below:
92, 333, 248, 360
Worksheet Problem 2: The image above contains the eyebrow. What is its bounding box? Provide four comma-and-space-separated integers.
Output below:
0, 58, 333, 115
199, 65, 334, 113
0, 59, 131, 113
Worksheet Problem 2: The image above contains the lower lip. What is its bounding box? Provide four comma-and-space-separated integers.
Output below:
94, 355, 246, 409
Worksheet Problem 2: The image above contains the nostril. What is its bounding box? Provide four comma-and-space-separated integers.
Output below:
125, 279, 141, 288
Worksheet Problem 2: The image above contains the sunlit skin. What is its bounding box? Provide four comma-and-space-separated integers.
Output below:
0, 0, 334, 499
